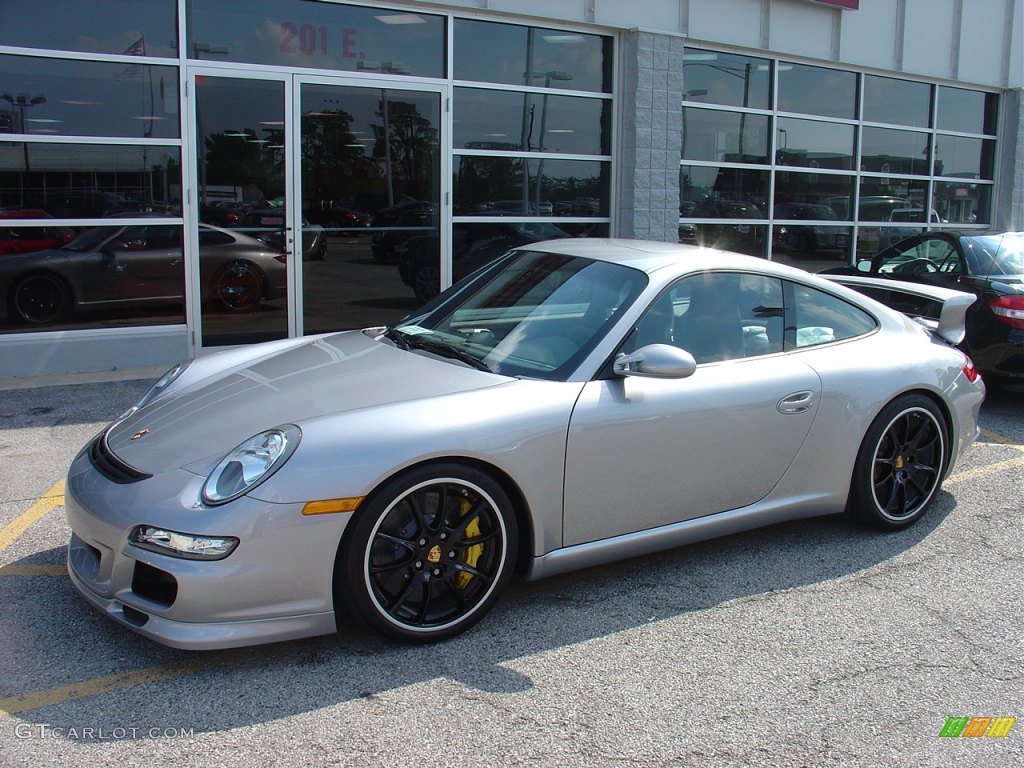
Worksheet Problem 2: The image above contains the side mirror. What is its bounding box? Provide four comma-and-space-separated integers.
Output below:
614, 344, 697, 379
856, 259, 872, 273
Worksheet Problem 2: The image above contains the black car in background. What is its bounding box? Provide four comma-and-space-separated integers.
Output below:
821, 231, 1024, 385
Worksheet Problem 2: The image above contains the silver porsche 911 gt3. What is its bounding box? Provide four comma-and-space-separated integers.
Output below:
65, 239, 985, 649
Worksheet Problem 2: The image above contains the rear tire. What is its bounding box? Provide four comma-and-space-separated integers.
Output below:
850, 395, 947, 530
337, 463, 518, 643
12, 272, 71, 324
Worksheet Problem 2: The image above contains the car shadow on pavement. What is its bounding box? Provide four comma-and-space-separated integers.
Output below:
3, 490, 955, 738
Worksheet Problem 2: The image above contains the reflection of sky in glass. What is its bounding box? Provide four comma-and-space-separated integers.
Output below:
778, 63, 856, 119
861, 127, 930, 175
0, 55, 178, 139
0, 0, 177, 57
682, 108, 769, 163
189, 0, 444, 77
682, 49, 771, 110
863, 75, 931, 128
454, 88, 608, 155
937, 86, 997, 134
776, 117, 853, 167
934, 136, 993, 179
454, 20, 610, 93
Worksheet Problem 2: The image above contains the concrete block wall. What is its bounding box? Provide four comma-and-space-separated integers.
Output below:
616, 30, 686, 243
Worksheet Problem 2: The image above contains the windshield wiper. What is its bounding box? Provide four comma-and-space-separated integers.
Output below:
403, 335, 492, 372
382, 326, 410, 350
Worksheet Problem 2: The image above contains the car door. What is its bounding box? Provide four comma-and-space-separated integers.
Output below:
562, 271, 822, 546
104, 225, 185, 301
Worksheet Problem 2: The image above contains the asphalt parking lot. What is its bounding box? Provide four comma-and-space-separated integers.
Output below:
0, 370, 1021, 767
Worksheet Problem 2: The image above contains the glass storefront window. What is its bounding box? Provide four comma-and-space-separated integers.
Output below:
682, 108, 769, 165
454, 157, 609, 217
774, 172, 854, 219
0, 0, 178, 58
772, 224, 850, 266
777, 62, 857, 119
454, 19, 612, 94
861, 127, 930, 176
0, 224, 185, 332
934, 181, 990, 225
681, 49, 771, 110
862, 75, 931, 128
775, 117, 854, 170
454, 88, 610, 156
936, 86, 998, 135
933, 135, 995, 180
857, 178, 930, 222
0, 143, 181, 216
0, 55, 179, 139
187, 0, 445, 78
679, 165, 769, 218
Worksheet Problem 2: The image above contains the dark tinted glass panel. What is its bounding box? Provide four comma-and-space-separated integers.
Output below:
679, 165, 769, 218
772, 224, 851, 266
454, 157, 609, 217
777, 62, 856, 119
682, 108, 769, 164
454, 19, 611, 94
775, 118, 854, 170
188, 0, 444, 77
861, 127, 930, 176
0, 143, 181, 216
0, 224, 184, 333
936, 86, 998, 134
454, 88, 610, 155
0, 55, 179, 139
863, 75, 931, 127
934, 135, 995, 180
934, 181, 990, 225
774, 172, 853, 218
857, 178, 930, 221
681, 49, 771, 110
0, 0, 177, 57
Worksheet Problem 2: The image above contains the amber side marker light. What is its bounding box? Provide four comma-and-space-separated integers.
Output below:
302, 497, 365, 516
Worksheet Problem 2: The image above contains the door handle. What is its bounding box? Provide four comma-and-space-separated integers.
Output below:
777, 390, 816, 414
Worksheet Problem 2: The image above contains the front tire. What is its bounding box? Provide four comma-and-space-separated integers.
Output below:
850, 395, 947, 530
12, 272, 71, 324
338, 464, 518, 642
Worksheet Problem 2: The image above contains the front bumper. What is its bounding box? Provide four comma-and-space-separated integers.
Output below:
64, 446, 350, 650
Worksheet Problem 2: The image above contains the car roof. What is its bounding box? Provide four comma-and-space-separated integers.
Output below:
518, 237, 814, 279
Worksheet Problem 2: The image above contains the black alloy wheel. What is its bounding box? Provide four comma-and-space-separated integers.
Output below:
851, 394, 947, 530
339, 464, 517, 642
214, 260, 263, 311
12, 272, 71, 324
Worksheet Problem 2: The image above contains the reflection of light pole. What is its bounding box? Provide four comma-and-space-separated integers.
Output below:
533, 71, 573, 208
1, 92, 46, 177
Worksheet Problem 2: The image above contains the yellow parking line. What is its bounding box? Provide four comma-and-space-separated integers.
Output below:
980, 427, 1023, 450
947, 456, 1024, 485
0, 655, 242, 717
0, 480, 64, 554
0, 564, 66, 577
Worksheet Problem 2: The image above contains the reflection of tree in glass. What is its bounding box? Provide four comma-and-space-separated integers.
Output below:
373, 100, 438, 201
204, 129, 284, 201
301, 109, 378, 201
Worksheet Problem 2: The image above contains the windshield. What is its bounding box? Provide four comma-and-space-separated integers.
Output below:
962, 234, 1024, 276
62, 226, 119, 252
391, 250, 648, 380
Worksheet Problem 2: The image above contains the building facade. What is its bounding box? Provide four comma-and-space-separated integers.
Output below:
0, 0, 1021, 376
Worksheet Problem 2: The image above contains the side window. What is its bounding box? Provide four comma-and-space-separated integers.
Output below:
623, 272, 785, 363
790, 283, 877, 348
880, 238, 960, 274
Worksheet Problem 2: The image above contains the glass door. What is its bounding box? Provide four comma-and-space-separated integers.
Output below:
296, 80, 443, 335
191, 72, 292, 348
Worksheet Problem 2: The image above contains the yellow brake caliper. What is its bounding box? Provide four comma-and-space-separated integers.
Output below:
457, 497, 483, 589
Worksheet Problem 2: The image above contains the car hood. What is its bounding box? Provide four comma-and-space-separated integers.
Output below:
105, 330, 511, 474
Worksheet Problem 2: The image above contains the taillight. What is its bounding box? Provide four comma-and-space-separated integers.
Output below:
961, 354, 979, 383
274, 254, 287, 263
989, 295, 1024, 330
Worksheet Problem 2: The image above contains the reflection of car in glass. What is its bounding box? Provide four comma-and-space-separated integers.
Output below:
0, 209, 76, 255
35, 189, 149, 218
239, 209, 327, 261
679, 199, 763, 251
303, 200, 371, 234
876, 208, 945, 250
397, 222, 572, 302
370, 201, 437, 263
821, 231, 1024, 384
0, 224, 287, 324
65, 239, 983, 649
772, 203, 847, 255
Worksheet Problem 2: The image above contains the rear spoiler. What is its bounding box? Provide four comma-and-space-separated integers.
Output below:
822, 274, 976, 346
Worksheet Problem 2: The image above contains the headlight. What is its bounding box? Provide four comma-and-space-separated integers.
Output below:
125, 360, 191, 416
130, 526, 239, 560
202, 425, 301, 505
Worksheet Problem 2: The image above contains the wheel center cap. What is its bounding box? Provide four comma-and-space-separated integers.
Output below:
895, 455, 905, 470
426, 544, 442, 564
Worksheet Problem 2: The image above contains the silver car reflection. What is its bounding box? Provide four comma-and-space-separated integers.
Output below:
0, 223, 287, 324
65, 239, 984, 649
